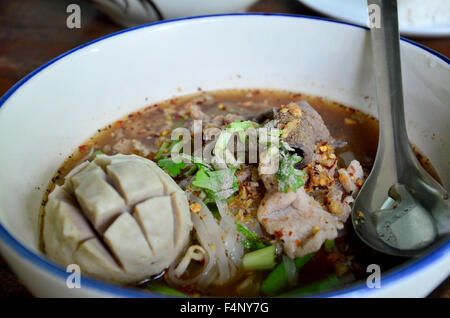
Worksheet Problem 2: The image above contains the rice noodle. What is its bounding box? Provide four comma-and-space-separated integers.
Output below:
167, 211, 216, 287
168, 192, 243, 289
216, 200, 244, 268
173, 245, 206, 277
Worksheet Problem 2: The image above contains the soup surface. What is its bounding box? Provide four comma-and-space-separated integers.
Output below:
41, 89, 438, 297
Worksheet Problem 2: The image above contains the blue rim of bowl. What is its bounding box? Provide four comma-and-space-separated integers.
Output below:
0, 13, 448, 298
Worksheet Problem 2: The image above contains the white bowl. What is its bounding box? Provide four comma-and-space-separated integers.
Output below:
91, 0, 258, 27
0, 14, 448, 298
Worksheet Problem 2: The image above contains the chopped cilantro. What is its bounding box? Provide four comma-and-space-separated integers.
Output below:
276, 152, 307, 193
157, 146, 211, 178
192, 168, 238, 200
157, 158, 186, 177
179, 153, 212, 171
227, 120, 261, 142
214, 120, 260, 168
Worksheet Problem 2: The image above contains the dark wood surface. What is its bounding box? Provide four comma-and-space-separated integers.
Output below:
0, 0, 448, 298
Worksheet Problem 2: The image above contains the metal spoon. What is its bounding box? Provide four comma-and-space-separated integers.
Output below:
351, 0, 450, 257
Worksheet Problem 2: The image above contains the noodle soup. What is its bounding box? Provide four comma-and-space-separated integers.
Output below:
40, 89, 438, 297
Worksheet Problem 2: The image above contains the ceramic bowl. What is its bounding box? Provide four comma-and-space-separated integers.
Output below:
0, 14, 449, 297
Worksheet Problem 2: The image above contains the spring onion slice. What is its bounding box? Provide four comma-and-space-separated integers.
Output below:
260, 253, 314, 296
242, 245, 276, 271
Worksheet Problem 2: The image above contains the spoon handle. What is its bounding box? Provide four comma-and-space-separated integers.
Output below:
368, 0, 448, 196
368, 0, 415, 181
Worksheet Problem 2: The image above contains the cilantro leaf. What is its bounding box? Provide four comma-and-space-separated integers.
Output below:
192, 168, 238, 200
276, 152, 307, 193
228, 120, 261, 142
214, 120, 260, 168
179, 153, 212, 171
157, 158, 186, 177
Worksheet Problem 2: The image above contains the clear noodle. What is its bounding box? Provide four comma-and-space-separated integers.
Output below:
167, 192, 243, 289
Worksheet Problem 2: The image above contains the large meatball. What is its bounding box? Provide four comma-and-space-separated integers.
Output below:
42, 154, 193, 284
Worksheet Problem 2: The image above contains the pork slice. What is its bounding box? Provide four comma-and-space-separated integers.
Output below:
258, 187, 342, 258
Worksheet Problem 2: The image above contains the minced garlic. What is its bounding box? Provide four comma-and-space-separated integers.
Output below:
344, 118, 357, 125
189, 202, 202, 213
286, 103, 302, 117
281, 119, 301, 138
312, 226, 321, 235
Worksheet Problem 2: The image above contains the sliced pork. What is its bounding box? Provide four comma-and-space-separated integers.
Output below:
258, 187, 343, 258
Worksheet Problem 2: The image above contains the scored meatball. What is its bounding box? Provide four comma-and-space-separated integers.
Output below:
43, 154, 193, 284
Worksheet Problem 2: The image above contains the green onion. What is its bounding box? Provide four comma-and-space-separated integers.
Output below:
184, 165, 197, 177
283, 255, 298, 287
243, 239, 267, 250
154, 141, 169, 160
260, 253, 314, 296
206, 202, 221, 220
146, 282, 187, 297
278, 275, 341, 297
324, 239, 335, 252
92, 150, 104, 157
168, 139, 182, 152
203, 195, 215, 205
235, 222, 259, 240
242, 245, 276, 271
236, 222, 268, 251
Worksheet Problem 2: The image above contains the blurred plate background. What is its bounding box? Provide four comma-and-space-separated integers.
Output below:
298, 0, 450, 37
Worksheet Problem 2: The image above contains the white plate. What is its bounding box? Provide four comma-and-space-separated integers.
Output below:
299, 0, 450, 38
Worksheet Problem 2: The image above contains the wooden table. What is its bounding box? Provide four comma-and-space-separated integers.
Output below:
0, 0, 448, 298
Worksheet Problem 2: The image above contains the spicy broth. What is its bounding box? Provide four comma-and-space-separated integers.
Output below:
41, 89, 439, 296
